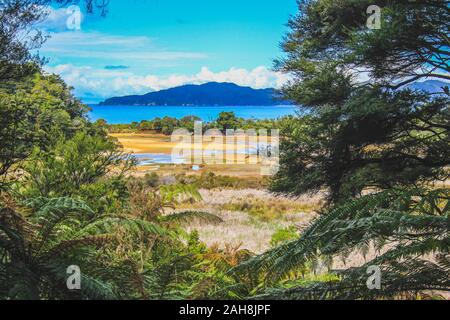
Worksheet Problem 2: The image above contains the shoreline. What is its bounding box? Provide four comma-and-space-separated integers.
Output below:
111, 132, 273, 178
89, 104, 298, 124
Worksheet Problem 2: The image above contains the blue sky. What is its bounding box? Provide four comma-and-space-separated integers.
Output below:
38, 0, 298, 103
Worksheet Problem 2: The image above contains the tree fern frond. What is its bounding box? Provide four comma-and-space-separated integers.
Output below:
76, 216, 170, 238
234, 188, 450, 290
253, 258, 450, 300
44, 234, 114, 258
160, 184, 203, 204
25, 197, 95, 217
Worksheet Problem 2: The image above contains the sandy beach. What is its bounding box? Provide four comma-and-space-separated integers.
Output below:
111, 132, 276, 177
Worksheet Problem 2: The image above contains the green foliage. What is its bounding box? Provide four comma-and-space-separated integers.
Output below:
271, 0, 450, 202
160, 183, 203, 205
160, 211, 223, 225
216, 111, 240, 132
260, 0, 450, 299
143, 172, 160, 188
0, 179, 230, 300
127, 179, 210, 221
179, 115, 202, 132
0, 73, 89, 187
177, 171, 268, 190
0, 195, 118, 299
105, 112, 282, 135
236, 188, 450, 299
270, 226, 299, 247
221, 195, 317, 222
272, 90, 449, 202
18, 131, 134, 214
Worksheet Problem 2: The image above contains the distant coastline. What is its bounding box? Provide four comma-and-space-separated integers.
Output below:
88, 104, 297, 124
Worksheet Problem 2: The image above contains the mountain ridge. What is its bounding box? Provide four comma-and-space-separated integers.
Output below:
99, 82, 290, 106
99, 80, 449, 106
407, 79, 449, 93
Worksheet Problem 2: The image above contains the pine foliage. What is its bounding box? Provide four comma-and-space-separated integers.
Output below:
235, 188, 449, 299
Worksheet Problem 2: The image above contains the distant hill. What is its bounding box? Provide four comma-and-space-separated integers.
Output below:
407, 80, 449, 93
99, 82, 290, 106
99, 80, 449, 106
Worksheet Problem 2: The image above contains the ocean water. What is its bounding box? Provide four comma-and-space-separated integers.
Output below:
132, 141, 267, 165
88, 105, 297, 124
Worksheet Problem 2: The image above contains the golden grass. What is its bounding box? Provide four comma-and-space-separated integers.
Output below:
129, 163, 266, 179
177, 189, 320, 253
111, 133, 174, 153
178, 172, 268, 189
220, 194, 319, 222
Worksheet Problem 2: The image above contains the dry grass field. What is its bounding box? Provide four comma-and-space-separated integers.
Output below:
176, 189, 322, 253
111, 133, 175, 153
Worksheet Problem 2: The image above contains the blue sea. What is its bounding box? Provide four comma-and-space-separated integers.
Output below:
88, 105, 297, 124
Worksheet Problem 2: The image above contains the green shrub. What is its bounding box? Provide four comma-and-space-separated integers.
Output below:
270, 226, 299, 247
222, 196, 317, 222
144, 172, 160, 187
177, 171, 267, 190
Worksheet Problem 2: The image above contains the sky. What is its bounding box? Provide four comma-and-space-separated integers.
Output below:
37, 0, 299, 103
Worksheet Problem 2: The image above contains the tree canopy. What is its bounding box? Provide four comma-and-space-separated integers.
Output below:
271, 0, 450, 202
250, 0, 450, 299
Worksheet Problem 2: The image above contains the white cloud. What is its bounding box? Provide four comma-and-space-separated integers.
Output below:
44, 64, 290, 100
35, 6, 292, 103
348, 65, 450, 86
36, 6, 84, 32
39, 31, 207, 62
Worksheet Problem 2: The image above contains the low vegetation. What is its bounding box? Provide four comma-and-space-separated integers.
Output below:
102, 112, 283, 135
220, 195, 318, 222
176, 172, 268, 190
270, 226, 299, 247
